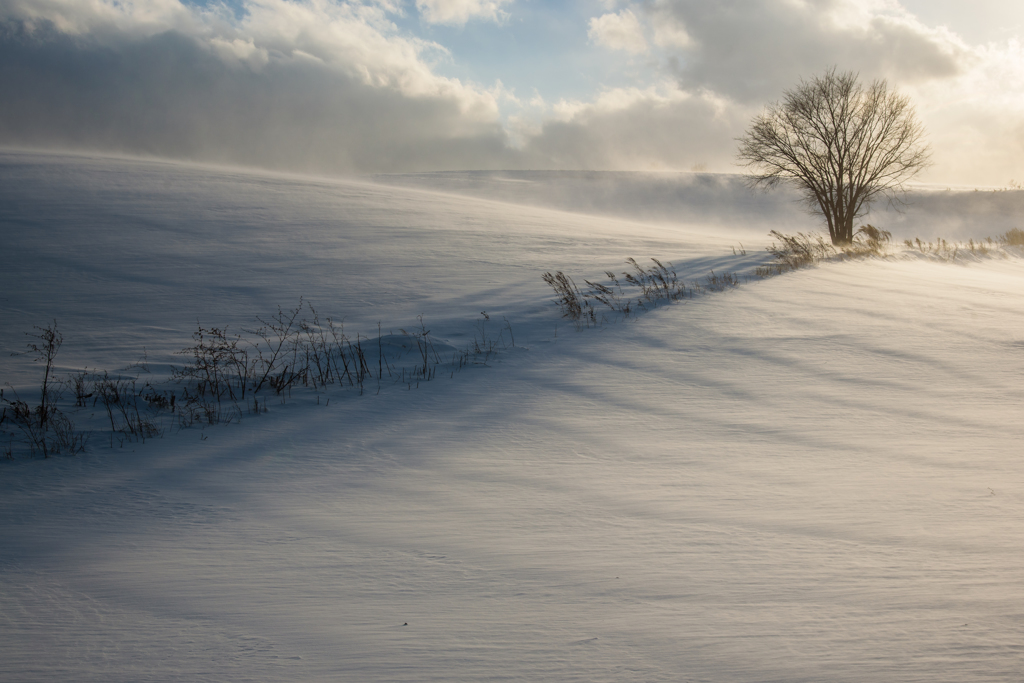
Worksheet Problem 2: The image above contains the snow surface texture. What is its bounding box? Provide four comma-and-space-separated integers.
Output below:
3, 150, 1024, 681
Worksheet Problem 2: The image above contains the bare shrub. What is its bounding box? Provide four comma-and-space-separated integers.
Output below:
171, 300, 359, 415
174, 324, 249, 403
66, 369, 93, 407
4, 303, 506, 458
250, 301, 307, 396
95, 373, 162, 446
298, 305, 336, 390
1, 388, 48, 456
2, 322, 86, 457
400, 315, 442, 379
48, 410, 88, 454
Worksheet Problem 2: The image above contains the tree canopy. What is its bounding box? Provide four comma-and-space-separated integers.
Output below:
737, 68, 930, 245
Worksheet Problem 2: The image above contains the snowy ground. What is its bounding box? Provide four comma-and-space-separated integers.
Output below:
3, 150, 1024, 681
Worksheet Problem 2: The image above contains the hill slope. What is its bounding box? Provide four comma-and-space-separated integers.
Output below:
3, 151, 1024, 682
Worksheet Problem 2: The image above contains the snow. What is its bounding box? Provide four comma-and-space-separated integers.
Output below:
3, 149, 1024, 681
372, 169, 1024, 242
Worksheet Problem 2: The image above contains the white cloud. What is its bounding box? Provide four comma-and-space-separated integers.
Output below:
1, 0, 1021, 184
629, 0, 1021, 184
651, 21, 691, 49
645, 0, 969, 102
0, 0, 509, 105
546, 0, 1020, 181
906, 38, 1024, 185
588, 9, 648, 54
522, 84, 745, 171
414, 0, 511, 26
0, 0, 515, 172
209, 36, 271, 68
0, 0, 202, 36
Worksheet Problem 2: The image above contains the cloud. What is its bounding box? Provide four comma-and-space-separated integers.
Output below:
562, 0, 1013, 183
0, 0, 1019, 184
632, 0, 1023, 185
414, 0, 511, 26
904, 38, 1024, 186
520, 86, 746, 171
1, 0, 200, 36
588, 8, 647, 54
0, 0, 495, 99
0, 0, 516, 173
651, 18, 690, 49
645, 0, 969, 103
569, 0, 975, 172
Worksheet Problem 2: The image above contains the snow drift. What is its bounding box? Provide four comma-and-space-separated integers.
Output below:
3, 150, 1024, 682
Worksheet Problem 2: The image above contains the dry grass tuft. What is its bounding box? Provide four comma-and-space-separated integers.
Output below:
756, 224, 895, 277
542, 271, 597, 329
544, 258, 739, 327
756, 231, 836, 277
1000, 228, 1024, 246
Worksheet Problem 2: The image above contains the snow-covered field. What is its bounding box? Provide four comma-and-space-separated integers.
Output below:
3, 150, 1024, 681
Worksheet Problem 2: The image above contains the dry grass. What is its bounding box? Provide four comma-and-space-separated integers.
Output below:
3, 303, 510, 459
763, 225, 1024, 272
756, 225, 894, 277
2, 322, 87, 457
902, 237, 960, 261
541, 271, 597, 329
755, 231, 836, 277
544, 258, 739, 327
1000, 228, 1024, 246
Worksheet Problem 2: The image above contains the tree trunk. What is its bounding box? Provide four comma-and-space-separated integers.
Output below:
830, 215, 855, 245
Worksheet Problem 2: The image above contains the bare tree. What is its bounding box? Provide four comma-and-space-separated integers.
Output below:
737, 68, 930, 245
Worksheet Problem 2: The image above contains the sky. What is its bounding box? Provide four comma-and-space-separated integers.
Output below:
0, 0, 1022, 184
